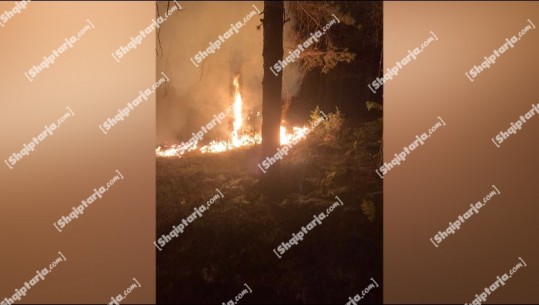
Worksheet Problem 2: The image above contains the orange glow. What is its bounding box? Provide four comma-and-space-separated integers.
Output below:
156, 76, 311, 157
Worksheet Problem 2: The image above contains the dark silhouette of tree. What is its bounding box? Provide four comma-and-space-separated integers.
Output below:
261, 1, 284, 193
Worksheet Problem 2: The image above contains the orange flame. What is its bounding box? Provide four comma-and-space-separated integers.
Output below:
156, 76, 311, 158
231, 76, 243, 147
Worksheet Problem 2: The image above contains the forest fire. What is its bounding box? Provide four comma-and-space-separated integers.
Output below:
156, 75, 310, 158
155, 2, 385, 304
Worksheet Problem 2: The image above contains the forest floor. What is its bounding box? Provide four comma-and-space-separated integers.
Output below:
156, 112, 383, 304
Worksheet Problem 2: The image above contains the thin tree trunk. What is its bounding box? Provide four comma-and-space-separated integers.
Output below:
261, 1, 284, 193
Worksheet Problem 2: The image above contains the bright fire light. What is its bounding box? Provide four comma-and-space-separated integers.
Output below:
156, 75, 311, 158
231, 76, 243, 147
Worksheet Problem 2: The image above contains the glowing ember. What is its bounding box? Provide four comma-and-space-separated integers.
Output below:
156, 75, 311, 158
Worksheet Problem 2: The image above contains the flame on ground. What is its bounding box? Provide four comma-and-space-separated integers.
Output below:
156, 76, 310, 158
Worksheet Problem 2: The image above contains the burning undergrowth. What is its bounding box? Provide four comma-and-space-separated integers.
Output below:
156, 75, 311, 158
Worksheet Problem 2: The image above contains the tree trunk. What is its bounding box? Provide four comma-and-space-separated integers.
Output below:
261, 1, 284, 193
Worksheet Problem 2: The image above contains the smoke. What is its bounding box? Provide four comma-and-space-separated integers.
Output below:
156, 1, 303, 145
282, 13, 303, 98
156, 1, 262, 145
